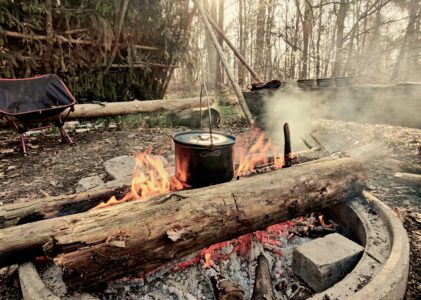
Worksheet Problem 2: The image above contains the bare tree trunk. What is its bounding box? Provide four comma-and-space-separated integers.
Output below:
44, 0, 53, 73
205, 0, 218, 88
300, 0, 313, 79
216, 0, 225, 86
238, 0, 245, 85
255, 0, 266, 77
333, 0, 349, 77
316, 0, 324, 78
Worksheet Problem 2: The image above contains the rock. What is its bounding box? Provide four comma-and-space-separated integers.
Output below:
104, 155, 137, 180
63, 121, 80, 130
75, 128, 90, 134
292, 233, 364, 292
76, 175, 104, 193
104, 155, 168, 180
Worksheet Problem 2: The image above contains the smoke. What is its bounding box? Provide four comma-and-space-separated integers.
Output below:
262, 84, 421, 152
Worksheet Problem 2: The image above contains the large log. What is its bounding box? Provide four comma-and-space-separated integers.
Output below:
62, 97, 214, 120
0, 158, 366, 289
0, 148, 326, 229
0, 97, 214, 126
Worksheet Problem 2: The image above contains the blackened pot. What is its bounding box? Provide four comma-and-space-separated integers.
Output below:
172, 130, 236, 188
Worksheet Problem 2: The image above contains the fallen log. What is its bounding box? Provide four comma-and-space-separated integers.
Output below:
0, 158, 366, 289
62, 97, 214, 120
0, 187, 127, 229
394, 172, 421, 187
0, 149, 326, 228
0, 97, 214, 126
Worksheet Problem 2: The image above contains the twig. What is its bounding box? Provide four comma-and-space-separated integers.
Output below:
309, 133, 330, 155
300, 137, 313, 150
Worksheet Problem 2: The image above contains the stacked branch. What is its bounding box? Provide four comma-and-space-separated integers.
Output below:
0, 158, 366, 290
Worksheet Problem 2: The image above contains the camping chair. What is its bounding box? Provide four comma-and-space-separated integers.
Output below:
0, 74, 75, 155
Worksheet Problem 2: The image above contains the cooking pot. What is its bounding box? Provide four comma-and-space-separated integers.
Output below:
172, 130, 236, 188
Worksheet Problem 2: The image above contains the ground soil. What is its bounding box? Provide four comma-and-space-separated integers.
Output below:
0, 116, 419, 299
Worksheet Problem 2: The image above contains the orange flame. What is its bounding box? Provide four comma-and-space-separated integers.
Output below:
235, 128, 286, 176
95, 148, 185, 209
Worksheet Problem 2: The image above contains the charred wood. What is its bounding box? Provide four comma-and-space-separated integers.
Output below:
206, 267, 245, 300
251, 255, 275, 300
0, 158, 367, 289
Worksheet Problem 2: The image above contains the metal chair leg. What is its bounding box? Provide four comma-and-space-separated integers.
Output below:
19, 134, 28, 155
59, 126, 74, 144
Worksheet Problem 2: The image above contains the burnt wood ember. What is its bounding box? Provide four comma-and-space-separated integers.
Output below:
206, 267, 245, 300
283, 123, 292, 168
251, 255, 275, 300
0, 149, 327, 229
0, 157, 367, 290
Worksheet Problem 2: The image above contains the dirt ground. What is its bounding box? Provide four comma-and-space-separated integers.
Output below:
0, 116, 419, 299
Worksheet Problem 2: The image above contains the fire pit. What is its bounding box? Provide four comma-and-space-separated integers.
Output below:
0, 128, 410, 300
17, 192, 409, 300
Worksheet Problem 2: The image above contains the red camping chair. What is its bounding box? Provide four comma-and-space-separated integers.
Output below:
0, 74, 75, 155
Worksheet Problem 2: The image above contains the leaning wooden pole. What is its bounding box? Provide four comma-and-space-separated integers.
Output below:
192, 0, 254, 125
204, 10, 263, 82
0, 158, 366, 289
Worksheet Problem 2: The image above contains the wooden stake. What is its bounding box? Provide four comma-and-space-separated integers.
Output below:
192, 0, 254, 125
204, 11, 263, 82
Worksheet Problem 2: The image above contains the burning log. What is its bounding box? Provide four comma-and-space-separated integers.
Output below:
0, 158, 366, 289
251, 255, 275, 300
0, 187, 126, 229
0, 149, 327, 229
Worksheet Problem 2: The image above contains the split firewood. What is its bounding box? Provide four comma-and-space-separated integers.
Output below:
205, 267, 245, 300
394, 172, 421, 188
251, 255, 275, 300
0, 149, 326, 229
0, 158, 366, 289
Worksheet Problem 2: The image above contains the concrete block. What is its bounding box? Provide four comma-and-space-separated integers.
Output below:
292, 233, 364, 292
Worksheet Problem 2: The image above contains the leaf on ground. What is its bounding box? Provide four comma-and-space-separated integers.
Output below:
0, 149, 14, 154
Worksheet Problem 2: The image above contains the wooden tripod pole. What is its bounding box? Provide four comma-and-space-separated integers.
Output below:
204, 11, 263, 82
192, 0, 254, 125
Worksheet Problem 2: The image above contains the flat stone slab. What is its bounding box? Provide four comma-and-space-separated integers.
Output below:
292, 233, 364, 292
104, 155, 137, 180
76, 175, 104, 193
104, 155, 169, 180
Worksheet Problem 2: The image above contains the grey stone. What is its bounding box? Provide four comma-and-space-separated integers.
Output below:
76, 175, 104, 192
292, 233, 364, 292
104, 155, 137, 180
104, 155, 168, 180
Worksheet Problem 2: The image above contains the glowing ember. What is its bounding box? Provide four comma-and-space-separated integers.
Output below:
235, 128, 287, 176
95, 148, 185, 209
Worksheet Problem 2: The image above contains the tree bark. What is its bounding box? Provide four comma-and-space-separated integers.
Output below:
333, 0, 349, 77
300, 0, 313, 79
0, 157, 366, 289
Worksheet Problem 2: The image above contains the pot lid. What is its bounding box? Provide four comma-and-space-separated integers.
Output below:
172, 130, 236, 147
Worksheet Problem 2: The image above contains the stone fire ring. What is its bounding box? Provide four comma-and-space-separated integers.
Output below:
18, 191, 409, 300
